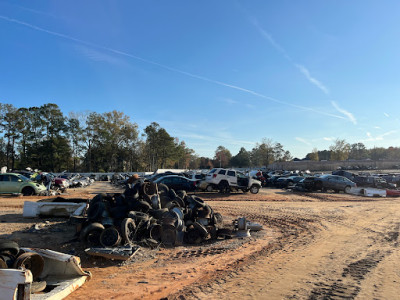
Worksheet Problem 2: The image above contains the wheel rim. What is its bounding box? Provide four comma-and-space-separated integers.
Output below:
250, 186, 259, 194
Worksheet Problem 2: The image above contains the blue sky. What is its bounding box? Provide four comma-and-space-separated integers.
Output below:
1, 1, 399, 159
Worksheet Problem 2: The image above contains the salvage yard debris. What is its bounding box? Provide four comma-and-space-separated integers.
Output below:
0, 240, 91, 300
76, 180, 234, 252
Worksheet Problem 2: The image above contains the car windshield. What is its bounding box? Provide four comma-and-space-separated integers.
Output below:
18, 175, 30, 181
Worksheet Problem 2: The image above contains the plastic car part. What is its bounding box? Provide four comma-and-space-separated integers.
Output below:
237, 217, 247, 230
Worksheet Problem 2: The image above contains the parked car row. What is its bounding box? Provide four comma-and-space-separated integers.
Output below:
110, 169, 262, 194
0, 170, 94, 196
265, 168, 400, 194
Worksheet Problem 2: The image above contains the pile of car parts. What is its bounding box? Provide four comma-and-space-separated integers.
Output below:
75, 181, 226, 251
0, 240, 91, 298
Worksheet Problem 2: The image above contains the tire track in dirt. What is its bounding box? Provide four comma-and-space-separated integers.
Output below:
308, 221, 400, 299
171, 202, 400, 300
169, 204, 323, 299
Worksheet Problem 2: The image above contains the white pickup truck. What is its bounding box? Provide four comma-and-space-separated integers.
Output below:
205, 168, 261, 194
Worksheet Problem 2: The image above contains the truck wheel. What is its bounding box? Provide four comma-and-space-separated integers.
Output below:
206, 185, 213, 192
219, 181, 230, 194
250, 185, 259, 194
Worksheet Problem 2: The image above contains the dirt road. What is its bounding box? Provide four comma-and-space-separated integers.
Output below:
1, 182, 400, 299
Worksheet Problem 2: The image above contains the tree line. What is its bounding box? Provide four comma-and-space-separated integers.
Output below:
0, 103, 398, 172
305, 139, 400, 162
0, 103, 196, 172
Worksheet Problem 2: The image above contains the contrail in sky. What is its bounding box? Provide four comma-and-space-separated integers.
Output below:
0, 15, 345, 121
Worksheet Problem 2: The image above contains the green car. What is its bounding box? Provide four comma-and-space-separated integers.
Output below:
0, 173, 47, 196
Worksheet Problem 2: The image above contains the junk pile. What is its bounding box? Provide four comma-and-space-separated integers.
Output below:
74, 182, 229, 257
0, 240, 90, 298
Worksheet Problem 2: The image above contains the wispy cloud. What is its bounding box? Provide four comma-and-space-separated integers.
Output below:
251, 19, 291, 60
76, 45, 126, 66
323, 137, 334, 141
295, 137, 312, 146
221, 98, 238, 105
331, 101, 357, 124
295, 64, 329, 94
246, 104, 256, 109
0, 15, 344, 121
384, 112, 390, 118
363, 130, 397, 142
374, 126, 381, 129
251, 18, 330, 95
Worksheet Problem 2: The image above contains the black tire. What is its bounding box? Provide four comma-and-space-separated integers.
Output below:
0, 257, 7, 268
0, 254, 15, 268
0, 240, 20, 256
191, 196, 206, 208
195, 205, 212, 218
31, 281, 47, 293
344, 185, 351, 193
157, 183, 169, 195
148, 208, 168, 219
13, 252, 44, 280
176, 190, 187, 200
315, 181, 323, 191
193, 222, 209, 238
250, 185, 260, 194
218, 181, 230, 194
110, 205, 128, 219
87, 201, 106, 221
100, 227, 121, 247
121, 218, 137, 244
79, 222, 104, 245
128, 211, 150, 224
149, 224, 162, 241
89, 193, 106, 205
213, 212, 223, 226
168, 189, 177, 199
206, 185, 213, 192
173, 196, 185, 208
160, 195, 172, 208
22, 187, 35, 196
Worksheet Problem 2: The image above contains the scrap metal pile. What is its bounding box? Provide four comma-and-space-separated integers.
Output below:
74, 181, 228, 250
